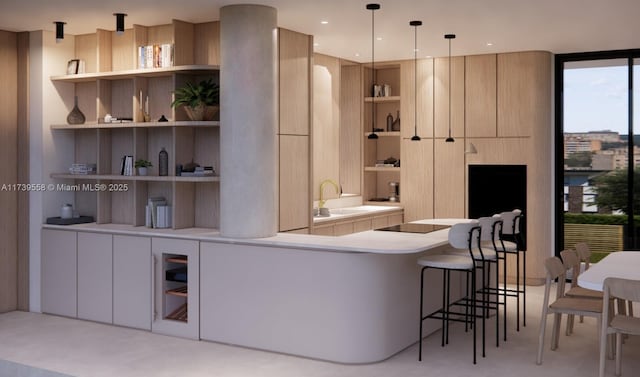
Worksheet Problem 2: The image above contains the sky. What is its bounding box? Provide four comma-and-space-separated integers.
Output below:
563, 60, 640, 135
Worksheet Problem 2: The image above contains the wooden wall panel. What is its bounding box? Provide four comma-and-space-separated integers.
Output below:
400, 139, 433, 222
96, 29, 112, 72
194, 22, 220, 65
434, 56, 464, 139
313, 54, 340, 200
111, 29, 134, 71
75, 33, 97, 73
280, 135, 310, 231
0, 30, 18, 312
279, 28, 311, 135
173, 20, 195, 66
498, 51, 552, 137
17, 32, 29, 310
401, 59, 433, 139
433, 140, 465, 218
465, 54, 496, 137
339, 64, 361, 195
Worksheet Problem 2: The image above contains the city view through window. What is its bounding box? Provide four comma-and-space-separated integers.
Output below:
563, 58, 640, 258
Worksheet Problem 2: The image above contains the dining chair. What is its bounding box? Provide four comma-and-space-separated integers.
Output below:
599, 277, 640, 377
536, 256, 604, 365
560, 249, 603, 335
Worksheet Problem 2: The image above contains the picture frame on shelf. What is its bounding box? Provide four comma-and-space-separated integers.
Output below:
67, 59, 79, 75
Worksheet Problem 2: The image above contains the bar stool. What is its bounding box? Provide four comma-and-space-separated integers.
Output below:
418, 221, 483, 364
497, 209, 525, 330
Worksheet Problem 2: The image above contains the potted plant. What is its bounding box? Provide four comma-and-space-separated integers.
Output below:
171, 78, 219, 121
135, 159, 152, 176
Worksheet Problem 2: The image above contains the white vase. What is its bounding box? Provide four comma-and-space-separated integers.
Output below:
137, 167, 148, 176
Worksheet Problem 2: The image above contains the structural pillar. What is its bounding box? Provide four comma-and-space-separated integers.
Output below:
219, 4, 278, 238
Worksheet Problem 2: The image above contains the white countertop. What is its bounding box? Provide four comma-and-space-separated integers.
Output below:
312, 205, 403, 224
42, 218, 466, 255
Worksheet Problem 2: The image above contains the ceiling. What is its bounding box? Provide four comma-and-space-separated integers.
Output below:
2, 0, 640, 62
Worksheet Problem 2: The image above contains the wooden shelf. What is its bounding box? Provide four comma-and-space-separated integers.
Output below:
166, 286, 188, 297
165, 303, 188, 322
166, 256, 188, 264
50, 65, 219, 83
363, 131, 400, 137
51, 121, 219, 130
50, 173, 220, 183
364, 96, 400, 103
364, 166, 401, 172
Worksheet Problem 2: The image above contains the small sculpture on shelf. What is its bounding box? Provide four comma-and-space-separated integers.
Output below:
67, 96, 85, 125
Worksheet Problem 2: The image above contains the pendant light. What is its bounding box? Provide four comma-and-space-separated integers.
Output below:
410, 20, 422, 141
366, 3, 380, 140
54, 21, 66, 43
114, 13, 127, 35
444, 34, 456, 143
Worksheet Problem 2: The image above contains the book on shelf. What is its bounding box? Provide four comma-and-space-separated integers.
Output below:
68, 163, 96, 175
120, 155, 133, 176
138, 44, 174, 69
146, 197, 168, 228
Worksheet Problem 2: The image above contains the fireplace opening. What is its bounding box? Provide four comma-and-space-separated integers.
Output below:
468, 164, 527, 250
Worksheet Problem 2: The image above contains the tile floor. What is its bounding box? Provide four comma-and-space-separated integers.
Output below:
0, 284, 637, 377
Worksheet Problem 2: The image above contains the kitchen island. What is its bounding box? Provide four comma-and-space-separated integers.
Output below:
41, 220, 459, 364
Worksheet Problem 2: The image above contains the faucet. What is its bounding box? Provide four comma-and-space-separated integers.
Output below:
319, 179, 340, 208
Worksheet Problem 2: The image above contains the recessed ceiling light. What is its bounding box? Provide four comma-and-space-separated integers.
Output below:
313, 42, 319, 47
413, 48, 419, 52
486, 42, 494, 46
355, 53, 360, 57
425, 55, 433, 59
320, 20, 329, 25
376, 37, 383, 41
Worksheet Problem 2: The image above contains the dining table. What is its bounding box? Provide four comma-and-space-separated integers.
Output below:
577, 251, 640, 291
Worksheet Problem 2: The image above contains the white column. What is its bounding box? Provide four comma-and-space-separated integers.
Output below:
220, 5, 278, 238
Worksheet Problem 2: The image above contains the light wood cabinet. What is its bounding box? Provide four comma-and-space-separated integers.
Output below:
310, 209, 403, 236
279, 28, 312, 232
497, 51, 551, 137
49, 21, 221, 230
41, 229, 77, 318
279, 135, 310, 232
113, 235, 152, 330
465, 54, 497, 137
77, 232, 113, 323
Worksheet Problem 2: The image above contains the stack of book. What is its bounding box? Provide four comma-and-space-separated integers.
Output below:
146, 197, 172, 229
138, 44, 174, 69
120, 156, 134, 176
68, 163, 96, 175
180, 166, 216, 177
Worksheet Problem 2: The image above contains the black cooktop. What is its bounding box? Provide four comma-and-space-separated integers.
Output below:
375, 223, 450, 234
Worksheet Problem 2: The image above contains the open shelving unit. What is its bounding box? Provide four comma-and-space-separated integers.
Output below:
49, 20, 221, 230
363, 63, 402, 204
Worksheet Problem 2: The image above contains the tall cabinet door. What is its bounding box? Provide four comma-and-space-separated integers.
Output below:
113, 235, 152, 330
151, 237, 199, 339
41, 229, 77, 317
77, 232, 113, 323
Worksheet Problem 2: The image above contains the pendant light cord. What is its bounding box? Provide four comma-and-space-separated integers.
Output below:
366, 4, 380, 139
410, 21, 422, 141
445, 34, 456, 142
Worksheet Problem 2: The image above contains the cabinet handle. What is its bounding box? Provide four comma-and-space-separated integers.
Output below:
152, 254, 157, 321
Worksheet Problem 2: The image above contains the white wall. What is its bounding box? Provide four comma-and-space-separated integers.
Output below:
29, 30, 75, 311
